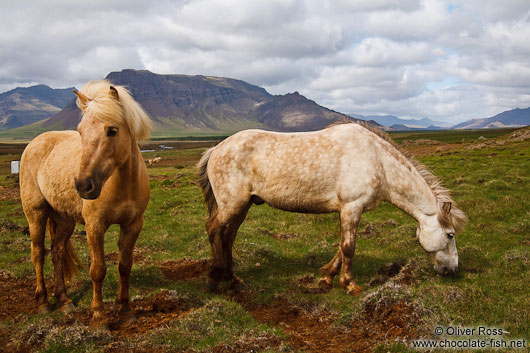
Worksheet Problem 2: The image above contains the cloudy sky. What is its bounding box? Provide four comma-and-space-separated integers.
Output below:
1, 0, 529, 124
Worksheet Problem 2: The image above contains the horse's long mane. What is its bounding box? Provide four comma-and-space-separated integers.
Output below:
77, 80, 152, 141
332, 119, 467, 232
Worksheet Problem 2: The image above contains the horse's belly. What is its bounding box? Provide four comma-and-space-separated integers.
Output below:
265, 200, 337, 214
256, 188, 339, 214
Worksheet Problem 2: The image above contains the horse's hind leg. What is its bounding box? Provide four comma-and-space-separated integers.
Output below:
26, 207, 51, 313
206, 202, 249, 291
49, 215, 76, 312
116, 217, 143, 324
318, 250, 342, 291
206, 215, 226, 290
221, 203, 251, 290
338, 202, 363, 295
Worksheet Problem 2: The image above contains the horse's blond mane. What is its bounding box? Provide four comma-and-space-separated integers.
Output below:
77, 80, 152, 141
332, 120, 467, 232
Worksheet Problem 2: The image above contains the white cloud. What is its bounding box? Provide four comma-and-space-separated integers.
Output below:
0, 0, 529, 124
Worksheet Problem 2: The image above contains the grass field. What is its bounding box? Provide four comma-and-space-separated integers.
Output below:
0, 128, 528, 352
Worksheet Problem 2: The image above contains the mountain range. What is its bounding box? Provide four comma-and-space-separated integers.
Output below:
452, 107, 530, 129
22, 69, 361, 134
0, 69, 529, 136
347, 114, 453, 130
0, 85, 74, 129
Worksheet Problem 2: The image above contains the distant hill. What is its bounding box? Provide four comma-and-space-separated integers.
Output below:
350, 114, 450, 129
43, 69, 368, 133
255, 92, 357, 131
453, 107, 530, 129
0, 85, 74, 129
390, 124, 443, 131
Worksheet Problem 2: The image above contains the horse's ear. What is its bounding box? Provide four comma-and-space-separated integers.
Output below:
73, 89, 89, 108
109, 86, 119, 100
442, 202, 452, 214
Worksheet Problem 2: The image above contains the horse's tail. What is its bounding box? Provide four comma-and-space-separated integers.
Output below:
47, 218, 83, 282
197, 147, 218, 219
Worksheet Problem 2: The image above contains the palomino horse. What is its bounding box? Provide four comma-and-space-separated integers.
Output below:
198, 122, 467, 294
20, 80, 152, 326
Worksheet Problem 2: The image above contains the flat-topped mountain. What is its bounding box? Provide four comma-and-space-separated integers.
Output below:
0, 85, 74, 129
43, 69, 359, 133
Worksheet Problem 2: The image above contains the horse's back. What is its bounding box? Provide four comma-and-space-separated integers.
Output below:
207, 124, 382, 213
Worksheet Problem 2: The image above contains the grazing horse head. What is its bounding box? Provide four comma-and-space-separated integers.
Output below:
417, 200, 467, 275
73, 81, 152, 199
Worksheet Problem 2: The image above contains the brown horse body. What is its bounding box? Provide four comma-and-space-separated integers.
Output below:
20, 81, 152, 326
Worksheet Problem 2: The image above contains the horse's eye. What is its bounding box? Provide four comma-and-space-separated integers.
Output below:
447, 233, 455, 239
107, 127, 118, 137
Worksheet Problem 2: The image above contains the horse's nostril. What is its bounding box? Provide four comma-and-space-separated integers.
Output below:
75, 178, 94, 193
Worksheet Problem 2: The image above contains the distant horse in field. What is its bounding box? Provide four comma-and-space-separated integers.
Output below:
198, 122, 467, 294
20, 80, 152, 326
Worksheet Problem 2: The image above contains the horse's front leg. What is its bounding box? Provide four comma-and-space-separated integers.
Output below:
116, 217, 143, 324
338, 202, 363, 295
318, 250, 342, 290
86, 221, 109, 327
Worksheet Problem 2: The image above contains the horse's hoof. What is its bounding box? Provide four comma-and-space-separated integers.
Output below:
317, 277, 333, 291
346, 282, 362, 295
60, 302, 76, 314
38, 304, 52, 314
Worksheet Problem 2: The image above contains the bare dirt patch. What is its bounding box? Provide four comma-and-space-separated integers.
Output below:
68, 290, 197, 337
3, 289, 200, 353
2, 255, 427, 353
158, 256, 423, 351
0, 219, 28, 236
0, 184, 20, 202
0, 272, 41, 321
350, 296, 421, 350
159, 258, 210, 282
226, 260, 426, 352
233, 292, 421, 353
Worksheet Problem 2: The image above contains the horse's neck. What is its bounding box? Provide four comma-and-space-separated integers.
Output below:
115, 141, 141, 186
384, 157, 438, 223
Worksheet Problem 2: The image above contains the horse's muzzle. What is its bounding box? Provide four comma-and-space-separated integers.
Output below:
435, 262, 458, 275
74, 177, 101, 200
